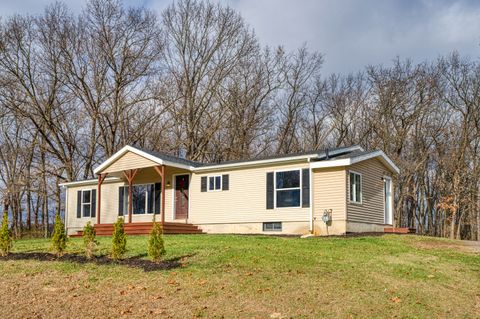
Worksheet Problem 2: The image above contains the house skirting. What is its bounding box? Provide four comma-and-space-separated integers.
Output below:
346, 221, 390, 233
313, 220, 347, 236
196, 221, 310, 235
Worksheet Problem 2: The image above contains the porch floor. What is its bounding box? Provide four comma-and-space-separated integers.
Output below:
71, 222, 203, 237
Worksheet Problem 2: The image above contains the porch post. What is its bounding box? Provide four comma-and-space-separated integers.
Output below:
123, 169, 138, 224
128, 175, 133, 223
96, 173, 108, 225
153, 165, 166, 225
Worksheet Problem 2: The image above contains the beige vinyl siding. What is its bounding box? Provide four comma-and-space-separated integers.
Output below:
312, 167, 347, 222
346, 158, 392, 224
66, 180, 124, 231
66, 166, 191, 232
102, 151, 158, 174
189, 162, 310, 224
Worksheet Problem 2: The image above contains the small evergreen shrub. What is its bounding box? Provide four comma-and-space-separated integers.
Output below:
83, 222, 97, 259
148, 218, 166, 262
51, 213, 67, 256
0, 213, 12, 257
111, 218, 127, 260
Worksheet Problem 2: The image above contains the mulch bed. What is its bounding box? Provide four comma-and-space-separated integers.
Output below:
0, 252, 191, 272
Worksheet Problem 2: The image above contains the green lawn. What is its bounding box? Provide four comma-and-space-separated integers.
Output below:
1, 234, 479, 318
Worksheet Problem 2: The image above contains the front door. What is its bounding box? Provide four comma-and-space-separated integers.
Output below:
384, 177, 392, 225
174, 174, 189, 219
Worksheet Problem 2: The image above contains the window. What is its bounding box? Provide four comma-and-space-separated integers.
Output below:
208, 175, 222, 191
119, 183, 158, 215
77, 189, 96, 218
263, 222, 282, 231
82, 190, 92, 217
349, 171, 362, 203
275, 170, 301, 208
201, 175, 229, 192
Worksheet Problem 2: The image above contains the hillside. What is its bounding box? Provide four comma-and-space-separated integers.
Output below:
0, 234, 479, 318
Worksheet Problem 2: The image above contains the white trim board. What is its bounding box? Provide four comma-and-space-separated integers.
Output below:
59, 177, 122, 187
309, 150, 400, 174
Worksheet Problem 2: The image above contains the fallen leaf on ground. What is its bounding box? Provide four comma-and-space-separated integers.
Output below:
391, 296, 402, 303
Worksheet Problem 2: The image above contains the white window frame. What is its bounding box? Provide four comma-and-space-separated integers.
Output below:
81, 189, 92, 218
349, 170, 362, 204
121, 183, 156, 215
207, 175, 222, 192
274, 168, 302, 209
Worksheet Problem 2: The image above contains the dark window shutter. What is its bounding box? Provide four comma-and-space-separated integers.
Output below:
222, 174, 229, 190
77, 190, 82, 218
266, 172, 274, 209
91, 189, 97, 217
154, 183, 161, 214
302, 169, 310, 208
201, 176, 207, 192
118, 187, 124, 216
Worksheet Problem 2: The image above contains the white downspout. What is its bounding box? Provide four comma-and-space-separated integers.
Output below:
63, 186, 68, 235
308, 159, 313, 234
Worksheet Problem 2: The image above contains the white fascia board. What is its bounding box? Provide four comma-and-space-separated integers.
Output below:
310, 150, 400, 174
309, 158, 352, 169
58, 177, 122, 187
192, 145, 364, 172
162, 160, 195, 171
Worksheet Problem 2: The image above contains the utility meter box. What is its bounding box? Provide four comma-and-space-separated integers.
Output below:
322, 209, 332, 223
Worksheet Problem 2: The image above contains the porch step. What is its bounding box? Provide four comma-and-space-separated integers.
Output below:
384, 227, 416, 234
70, 222, 203, 237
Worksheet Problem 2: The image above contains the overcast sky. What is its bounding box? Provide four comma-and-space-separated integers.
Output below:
1, 0, 479, 75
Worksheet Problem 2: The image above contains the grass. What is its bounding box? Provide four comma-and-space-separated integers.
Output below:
0, 234, 479, 318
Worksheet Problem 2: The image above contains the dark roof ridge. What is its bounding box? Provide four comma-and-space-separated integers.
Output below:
131, 144, 362, 168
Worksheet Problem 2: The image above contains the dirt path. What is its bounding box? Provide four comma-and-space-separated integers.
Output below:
413, 236, 480, 253
460, 240, 480, 252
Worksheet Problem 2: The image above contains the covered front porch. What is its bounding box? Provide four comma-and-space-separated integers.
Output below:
72, 146, 202, 236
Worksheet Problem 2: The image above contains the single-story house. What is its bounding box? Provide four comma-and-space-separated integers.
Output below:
59, 145, 399, 236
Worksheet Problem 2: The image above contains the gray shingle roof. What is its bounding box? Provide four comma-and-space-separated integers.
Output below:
132, 145, 362, 168
136, 147, 203, 167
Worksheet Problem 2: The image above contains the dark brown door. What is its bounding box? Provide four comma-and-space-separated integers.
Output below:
175, 175, 189, 219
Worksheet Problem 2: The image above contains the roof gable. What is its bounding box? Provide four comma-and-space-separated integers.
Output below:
93, 145, 196, 174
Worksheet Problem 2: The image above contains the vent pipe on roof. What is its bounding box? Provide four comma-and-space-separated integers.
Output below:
325, 149, 330, 159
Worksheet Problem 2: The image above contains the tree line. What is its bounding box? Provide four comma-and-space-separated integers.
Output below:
0, 0, 479, 240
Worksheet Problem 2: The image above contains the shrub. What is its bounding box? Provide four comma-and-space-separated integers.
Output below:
148, 218, 166, 262
83, 222, 97, 259
111, 218, 127, 260
51, 213, 67, 256
0, 213, 12, 257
